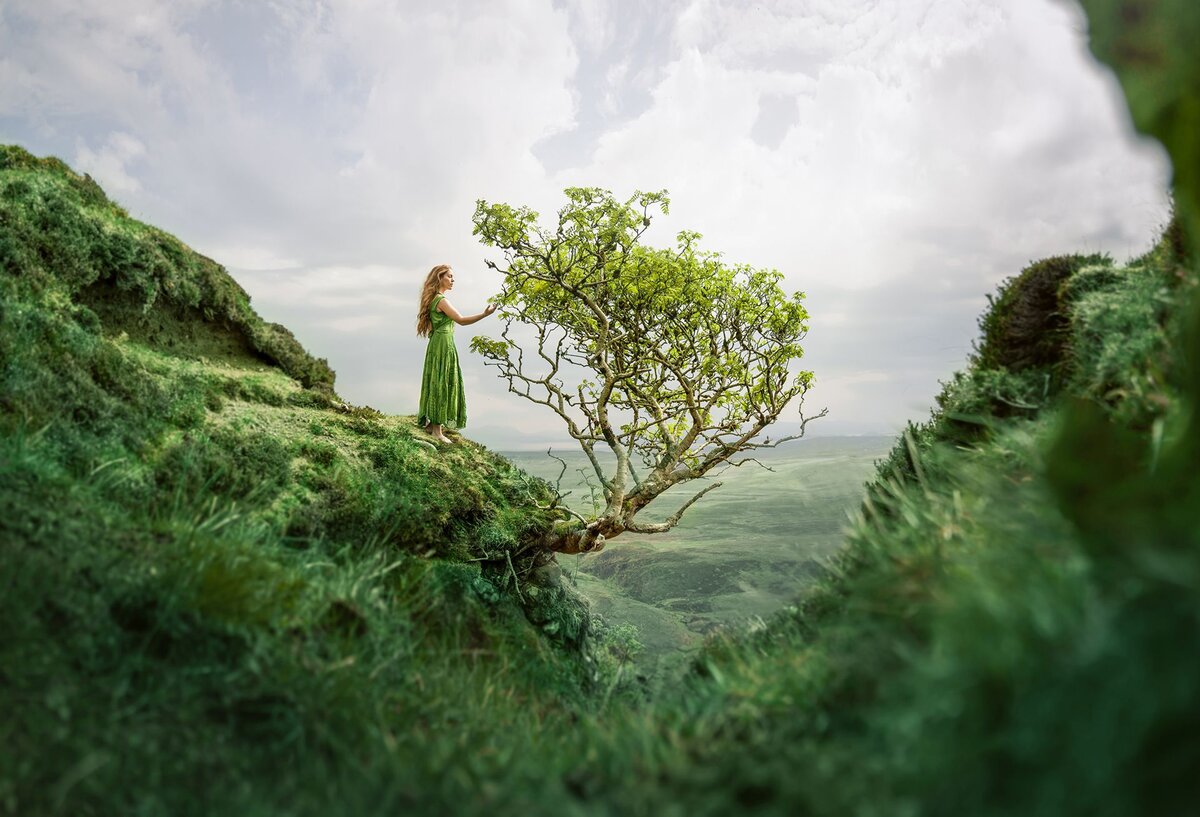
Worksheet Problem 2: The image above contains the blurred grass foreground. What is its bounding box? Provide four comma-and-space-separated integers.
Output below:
3, 1, 1200, 814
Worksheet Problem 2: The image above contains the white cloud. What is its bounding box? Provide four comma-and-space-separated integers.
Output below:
562, 0, 1166, 293
561, 0, 615, 55
211, 246, 301, 272
233, 264, 410, 309
75, 131, 146, 193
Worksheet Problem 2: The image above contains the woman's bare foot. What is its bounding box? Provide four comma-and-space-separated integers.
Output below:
424, 422, 455, 445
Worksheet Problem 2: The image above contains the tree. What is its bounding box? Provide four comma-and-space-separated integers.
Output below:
471, 188, 825, 554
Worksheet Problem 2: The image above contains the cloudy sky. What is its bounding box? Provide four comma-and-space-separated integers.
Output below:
0, 0, 1171, 448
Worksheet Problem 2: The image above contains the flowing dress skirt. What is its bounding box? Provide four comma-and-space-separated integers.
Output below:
418, 328, 467, 429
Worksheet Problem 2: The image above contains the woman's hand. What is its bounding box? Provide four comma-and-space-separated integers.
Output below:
484, 303, 498, 317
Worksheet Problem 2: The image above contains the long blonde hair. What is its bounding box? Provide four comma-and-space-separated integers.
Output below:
416, 264, 452, 337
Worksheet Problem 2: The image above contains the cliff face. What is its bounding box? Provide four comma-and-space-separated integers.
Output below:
0, 143, 580, 569
0, 146, 335, 389
0, 145, 608, 815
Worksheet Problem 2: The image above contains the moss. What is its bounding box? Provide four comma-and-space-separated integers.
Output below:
503, 560, 593, 650
1065, 264, 1182, 426
296, 438, 340, 467
1, 143, 610, 816
975, 253, 1111, 374
0, 145, 333, 388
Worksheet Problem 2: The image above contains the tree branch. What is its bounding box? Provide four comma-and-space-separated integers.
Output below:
624, 481, 723, 534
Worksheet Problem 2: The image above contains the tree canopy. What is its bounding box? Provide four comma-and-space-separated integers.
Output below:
471, 188, 823, 553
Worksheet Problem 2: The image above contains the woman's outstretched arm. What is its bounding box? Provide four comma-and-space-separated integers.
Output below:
438, 298, 497, 326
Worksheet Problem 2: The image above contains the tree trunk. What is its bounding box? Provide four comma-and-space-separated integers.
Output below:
543, 517, 626, 554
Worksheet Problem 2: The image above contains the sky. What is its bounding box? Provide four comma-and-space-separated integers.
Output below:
0, 0, 1171, 449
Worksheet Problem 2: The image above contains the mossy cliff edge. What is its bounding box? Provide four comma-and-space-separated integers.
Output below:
0, 141, 588, 614
0, 144, 614, 813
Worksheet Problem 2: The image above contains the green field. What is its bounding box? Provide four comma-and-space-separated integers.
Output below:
505, 436, 892, 672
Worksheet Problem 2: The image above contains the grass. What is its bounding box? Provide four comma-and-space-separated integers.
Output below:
619, 214, 1199, 816
1, 473, 590, 814
5, 47, 1200, 813
0, 145, 632, 815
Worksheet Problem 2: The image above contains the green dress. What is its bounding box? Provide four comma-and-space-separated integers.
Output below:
418, 294, 467, 429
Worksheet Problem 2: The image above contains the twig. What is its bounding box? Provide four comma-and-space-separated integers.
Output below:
505, 550, 525, 603
546, 447, 569, 494
726, 455, 775, 472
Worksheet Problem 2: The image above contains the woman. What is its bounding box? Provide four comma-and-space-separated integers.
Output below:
416, 264, 496, 444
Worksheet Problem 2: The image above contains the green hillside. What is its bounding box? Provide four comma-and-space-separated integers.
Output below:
3, 2, 1200, 813
0, 144, 610, 815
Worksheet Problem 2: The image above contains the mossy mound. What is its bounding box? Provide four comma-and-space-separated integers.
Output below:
0, 143, 572, 568
0, 143, 333, 388
1, 146, 618, 815
645, 210, 1200, 813
975, 253, 1110, 374
877, 221, 1190, 486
